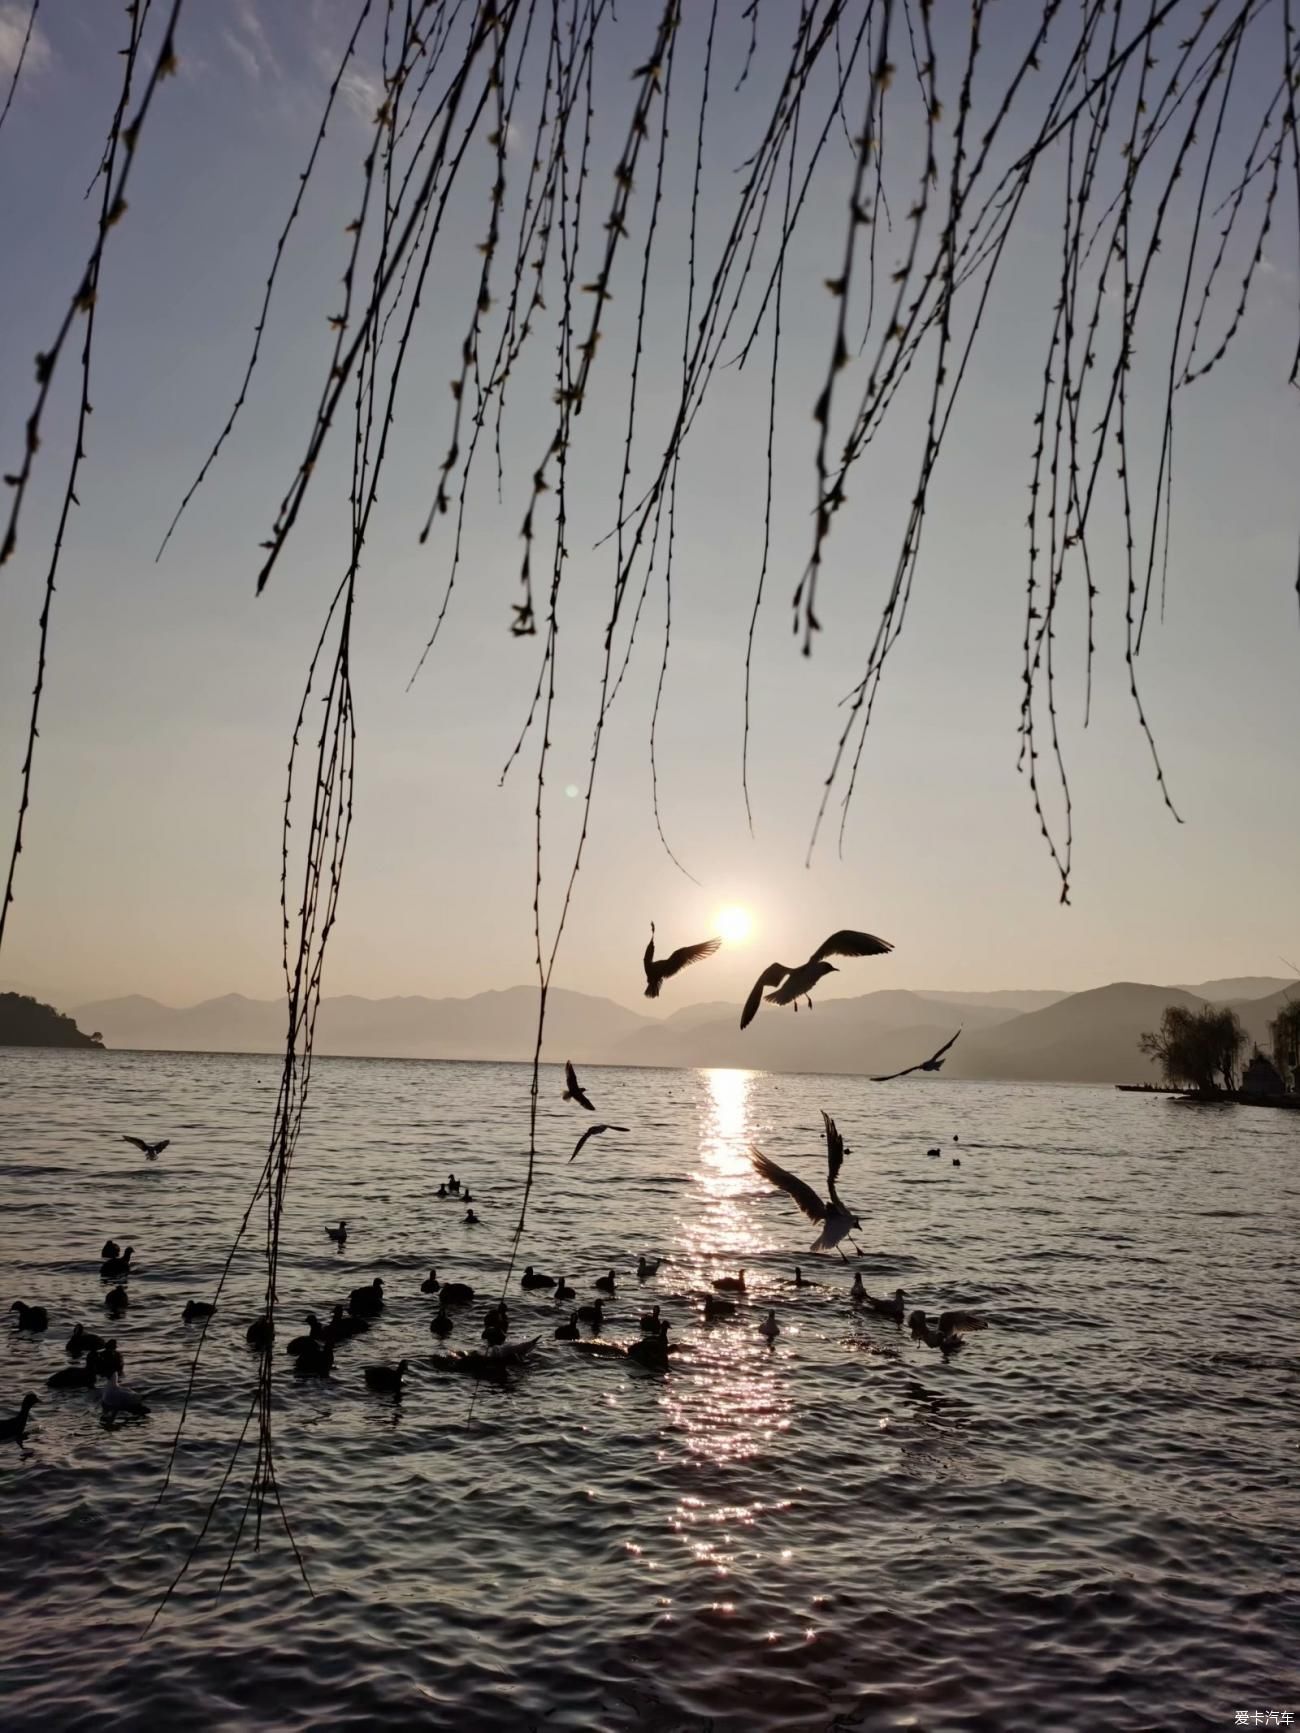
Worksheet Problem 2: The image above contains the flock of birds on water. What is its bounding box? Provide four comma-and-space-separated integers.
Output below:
3, 923, 988, 1445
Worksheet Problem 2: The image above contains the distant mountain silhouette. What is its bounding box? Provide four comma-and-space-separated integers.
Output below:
1, 992, 103, 1049
65, 977, 1299, 1084
1226, 983, 1300, 1049
73, 986, 650, 1062
1178, 975, 1296, 1003
940, 982, 1209, 1084
611, 989, 1015, 1074
909, 989, 1069, 1013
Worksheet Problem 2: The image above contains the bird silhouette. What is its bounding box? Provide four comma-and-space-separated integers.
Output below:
569, 1123, 629, 1163
122, 1136, 170, 1159
909, 1310, 964, 1353
47, 1363, 96, 1390
643, 921, 721, 999
865, 1287, 906, 1323
563, 1060, 594, 1111
363, 1360, 408, 1395
246, 1315, 274, 1349
740, 929, 893, 1028
0, 1395, 39, 1441
66, 1323, 107, 1358
326, 1220, 348, 1245
87, 1341, 122, 1379
101, 1372, 150, 1417
871, 1029, 962, 1082
287, 1316, 326, 1356
349, 1279, 384, 1317
626, 1323, 671, 1369
749, 1111, 863, 1257
292, 1339, 335, 1377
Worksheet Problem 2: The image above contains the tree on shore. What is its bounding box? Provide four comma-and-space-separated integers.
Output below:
1139, 1006, 1245, 1096
1271, 1002, 1300, 1093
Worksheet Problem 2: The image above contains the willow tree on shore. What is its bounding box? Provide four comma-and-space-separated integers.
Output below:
2, 0, 1298, 1598
1271, 1000, 1300, 1088
1140, 1003, 1246, 1094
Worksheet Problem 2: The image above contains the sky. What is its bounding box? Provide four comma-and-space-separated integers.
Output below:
1, 0, 1297, 1015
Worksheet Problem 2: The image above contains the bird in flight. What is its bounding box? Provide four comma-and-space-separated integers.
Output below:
122, 1136, 170, 1160
568, 1123, 629, 1163
643, 921, 721, 999
871, 1029, 962, 1082
740, 929, 893, 1029
749, 1111, 863, 1257
563, 1060, 594, 1111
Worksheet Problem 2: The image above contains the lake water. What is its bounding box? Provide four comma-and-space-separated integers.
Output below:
0, 1048, 1297, 1731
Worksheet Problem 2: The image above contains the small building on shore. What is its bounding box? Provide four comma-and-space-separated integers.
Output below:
1240, 1050, 1286, 1097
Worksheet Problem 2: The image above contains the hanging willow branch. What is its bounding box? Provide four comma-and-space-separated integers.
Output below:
2, 0, 1298, 1599
0, 0, 41, 140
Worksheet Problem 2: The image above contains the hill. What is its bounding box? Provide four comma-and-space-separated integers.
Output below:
74, 986, 653, 1063
610, 989, 1012, 1075
64, 977, 1298, 1084
0, 992, 104, 1049
911, 988, 1069, 1013
1227, 983, 1300, 1050
1179, 975, 1296, 1003
942, 982, 1209, 1084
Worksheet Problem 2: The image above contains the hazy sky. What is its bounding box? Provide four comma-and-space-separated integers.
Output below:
1, 1, 1296, 1013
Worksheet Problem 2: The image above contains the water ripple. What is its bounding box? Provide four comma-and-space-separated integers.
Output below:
1, 1051, 1296, 1728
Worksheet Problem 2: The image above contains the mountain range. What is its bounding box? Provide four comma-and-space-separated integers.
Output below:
56, 975, 1299, 1085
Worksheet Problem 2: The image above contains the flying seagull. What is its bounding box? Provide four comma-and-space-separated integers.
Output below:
871, 1029, 962, 1082
563, 1060, 594, 1111
569, 1123, 629, 1164
748, 1111, 863, 1257
643, 921, 721, 999
740, 929, 893, 1029
122, 1136, 170, 1160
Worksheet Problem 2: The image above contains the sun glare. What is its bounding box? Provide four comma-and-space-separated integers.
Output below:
716, 906, 753, 946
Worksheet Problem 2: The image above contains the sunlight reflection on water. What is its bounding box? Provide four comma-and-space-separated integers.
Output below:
663, 1068, 791, 1471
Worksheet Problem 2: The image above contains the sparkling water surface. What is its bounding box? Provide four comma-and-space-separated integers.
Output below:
1, 1048, 1297, 1732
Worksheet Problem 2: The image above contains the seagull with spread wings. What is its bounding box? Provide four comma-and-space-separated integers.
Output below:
740, 929, 893, 1029
563, 1060, 594, 1110
122, 1135, 170, 1160
568, 1123, 629, 1164
643, 921, 721, 999
749, 1111, 863, 1257
871, 1028, 962, 1082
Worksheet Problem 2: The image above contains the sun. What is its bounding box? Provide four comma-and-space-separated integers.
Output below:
715, 905, 753, 946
